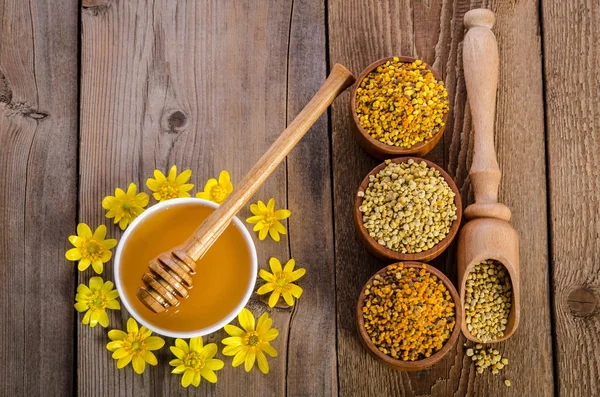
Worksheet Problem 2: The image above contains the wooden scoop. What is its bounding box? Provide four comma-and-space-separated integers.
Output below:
137, 64, 356, 313
456, 9, 520, 343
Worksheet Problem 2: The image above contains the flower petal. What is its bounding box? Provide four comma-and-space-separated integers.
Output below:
218, 170, 231, 186
170, 346, 186, 360
81, 310, 91, 325
108, 329, 127, 341
268, 228, 281, 242
145, 336, 165, 350
175, 169, 192, 184
89, 310, 100, 327
222, 345, 244, 356
127, 318, 138, 334
202, 179, 218, 193
167, 165, 178, 181
143, 351, 158, 366
224, 324, 245, 337
238, 308, 255, 332
77, 223, 92, 238
201, 343, 218, 359
175, 338, 189, 353
112, 348, 130, 359
256, 312, 272, 334
171, 364, 186, 374
65, 248, 82, 261
106, 341, 123, 351
205, 358, 224, 371
98, 310, 110, 327
182, 369, 194, 387
221, 337, 243, 346
132, 356, 146, 374
74, 302, 89, 312
68, 235, 83, 247
93, 224, 107, 240
201, 369, 217, 383
106, 300, 121, 310
193, 371, 201, 387
273, 221, 287, 235
117, 355, 132, 369
232, 350, 246, 367
246, 215, 263, 224
189, 336, 203, 352
126, 183, 137, 195
288, 283, 304, 298
249, 203, 261, 215
268, 291, 280, 308
179, 184, 194, 193
154, 169, 167, 183
289, 268, 306, 282
91, 261, 104, 275
267, 198, 275, 212
257, 200, 268, 213
146, 178, 161, 191
269, 257, 282, 273
89, 277, 103, 290
103, 239, 118, 250
259, 269, 275, 283
256, 283, 275, 295
262, 343, 278, 357
282, 259, 295, 273
244, 349, 256, 372
78, 258, 91, 272
256, 351, 269, 374
274, 209, 291, 220
263, 329, 279, 343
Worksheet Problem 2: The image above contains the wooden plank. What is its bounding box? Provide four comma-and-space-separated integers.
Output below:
328, 0, 553, 395
80, 0, 333, 395
285, 0, 338, 396
541, 0, 600, 396
0, 0, 78, 396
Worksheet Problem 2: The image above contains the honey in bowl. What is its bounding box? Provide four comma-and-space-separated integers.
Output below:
115, 198, 257, 337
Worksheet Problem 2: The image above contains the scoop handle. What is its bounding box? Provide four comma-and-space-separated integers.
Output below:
463, 9, 511, 221
183, 64, 356, 260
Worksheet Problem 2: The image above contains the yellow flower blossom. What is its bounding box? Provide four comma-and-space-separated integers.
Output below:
196, 170, 233, 204
102, 183, 149, 230
74, 276, 120, 328
170, 337, 224, 387
107, 318, 165, 374
146, 165, 194, 202
257, 258, 305, 308
246, 198, 290, 241
221, 308, 278, 374
66, 223, 117, 274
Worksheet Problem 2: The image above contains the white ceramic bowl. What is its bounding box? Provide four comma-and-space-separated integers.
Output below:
114, 198, 257, 338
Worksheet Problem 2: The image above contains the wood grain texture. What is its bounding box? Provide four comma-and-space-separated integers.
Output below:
80, 0, 335, 395
541, 0, 600, 395
329, 0, 553, 395
0, 0, 78, 396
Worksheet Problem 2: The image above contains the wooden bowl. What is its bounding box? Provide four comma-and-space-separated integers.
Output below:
354, 157, 462, 262
356, 262, 462, 371
349, 56, 449, 160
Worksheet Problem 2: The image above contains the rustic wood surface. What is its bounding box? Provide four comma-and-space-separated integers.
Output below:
1, 0, 598, 396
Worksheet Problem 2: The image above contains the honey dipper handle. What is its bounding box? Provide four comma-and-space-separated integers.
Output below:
183, 64, 356, 260
463, 9, 511, 221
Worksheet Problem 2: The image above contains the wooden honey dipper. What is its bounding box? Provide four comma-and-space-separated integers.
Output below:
137, 64, 356, 313
456, 9, 520, 342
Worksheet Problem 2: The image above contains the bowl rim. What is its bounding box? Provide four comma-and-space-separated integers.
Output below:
349, 56, 449, 156
354, 157, 463, 262
114, 197, 258, 338
356, 261, 462, 370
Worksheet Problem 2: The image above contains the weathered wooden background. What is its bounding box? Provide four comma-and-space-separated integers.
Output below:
0, 0, 598, 396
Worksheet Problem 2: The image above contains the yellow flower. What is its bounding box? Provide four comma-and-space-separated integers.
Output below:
107, 318, 165, 374
196, 170, 233, 204
74, 276, 120, 328
146, 165, 194, 202
221, 308, 278, 374
246, 198, 291, 241
170, 337, 224, 387
257, 258, 306, 308
102, 183, 149, 230
66, 223, 117, 274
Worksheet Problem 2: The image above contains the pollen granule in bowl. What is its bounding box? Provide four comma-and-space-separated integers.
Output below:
362, 263, 456, 361
355, 57, 449, 148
